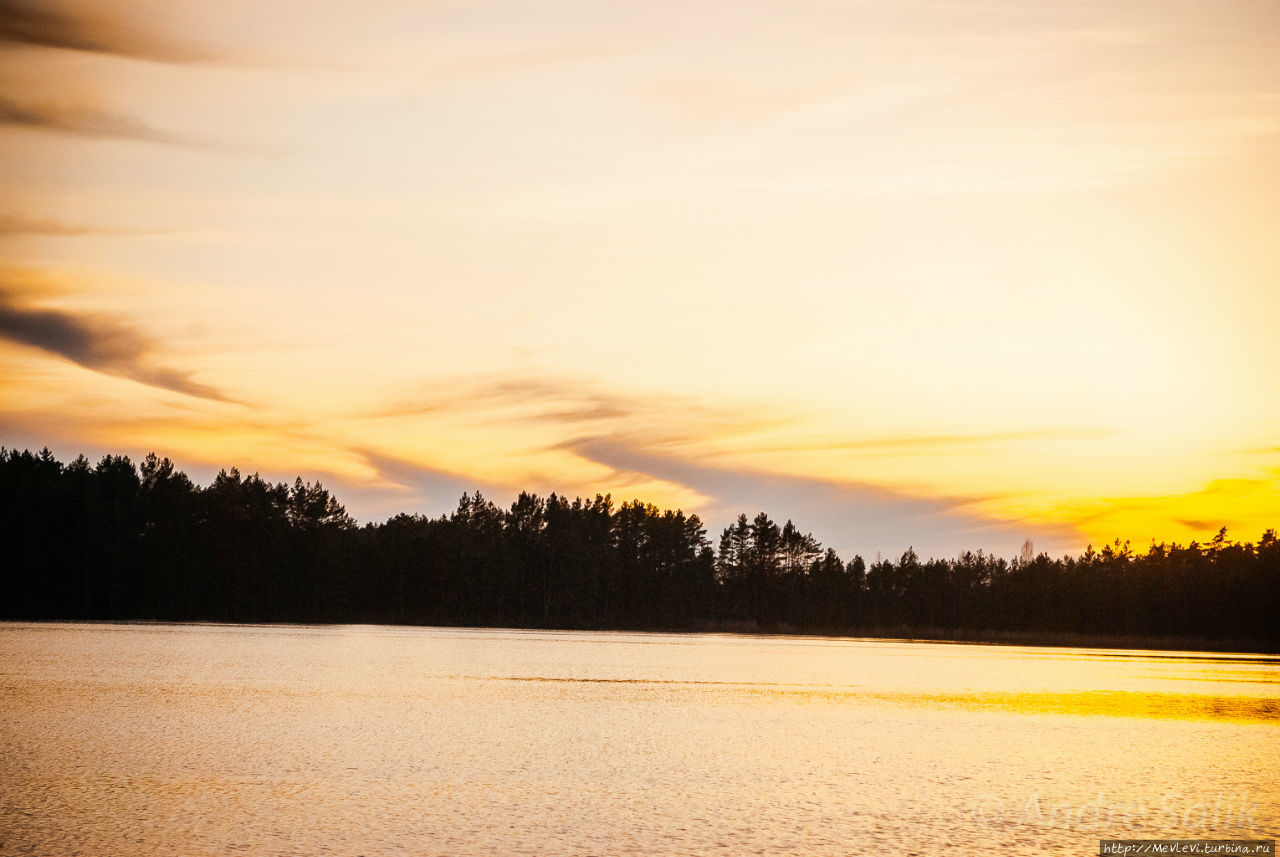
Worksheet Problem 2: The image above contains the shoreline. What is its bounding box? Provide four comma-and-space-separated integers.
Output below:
4, 618, 1274, 656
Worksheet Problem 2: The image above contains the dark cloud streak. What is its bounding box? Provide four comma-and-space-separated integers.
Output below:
0, 288, 230, 402
0, 0, 213, 62
0, 97, 204, 146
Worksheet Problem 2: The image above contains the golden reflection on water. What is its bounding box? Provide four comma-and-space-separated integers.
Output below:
486, 675, 1280, 723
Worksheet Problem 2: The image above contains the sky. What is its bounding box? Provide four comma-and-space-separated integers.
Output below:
2, 0, 1278, 561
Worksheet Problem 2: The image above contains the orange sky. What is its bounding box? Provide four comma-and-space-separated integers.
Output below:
2, 0, 1278, 559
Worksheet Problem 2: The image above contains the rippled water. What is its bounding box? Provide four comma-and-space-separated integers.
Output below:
2, 623, 1276, 856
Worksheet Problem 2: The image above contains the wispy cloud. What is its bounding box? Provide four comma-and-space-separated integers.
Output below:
564, 435, 1081, 560
0, 96, 207, 146
0, 286, 231, 401
0, 0, 213, 63
374, 374, 706, 427
367, 373, 1087, 556
0, 213, 160, 236
356, 447, 505, 510
377, 375, 798, 448
745, 427, 1116, 457
1175, 518, 1221, 533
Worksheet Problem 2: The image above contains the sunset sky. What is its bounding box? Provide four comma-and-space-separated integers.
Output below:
2, 0, 1278, 560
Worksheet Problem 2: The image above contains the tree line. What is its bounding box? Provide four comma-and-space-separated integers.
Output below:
1, 447, 1276, 649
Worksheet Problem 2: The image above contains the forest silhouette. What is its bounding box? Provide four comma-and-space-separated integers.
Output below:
2, 447, 1276, 651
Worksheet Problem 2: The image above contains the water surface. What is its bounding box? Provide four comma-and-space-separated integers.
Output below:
2, 623, 1276, 855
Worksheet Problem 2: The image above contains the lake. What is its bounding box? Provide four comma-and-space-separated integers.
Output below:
1, 623, 1276, 855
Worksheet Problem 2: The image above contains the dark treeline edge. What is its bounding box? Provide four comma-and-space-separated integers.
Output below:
2, 448, 1276, 651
